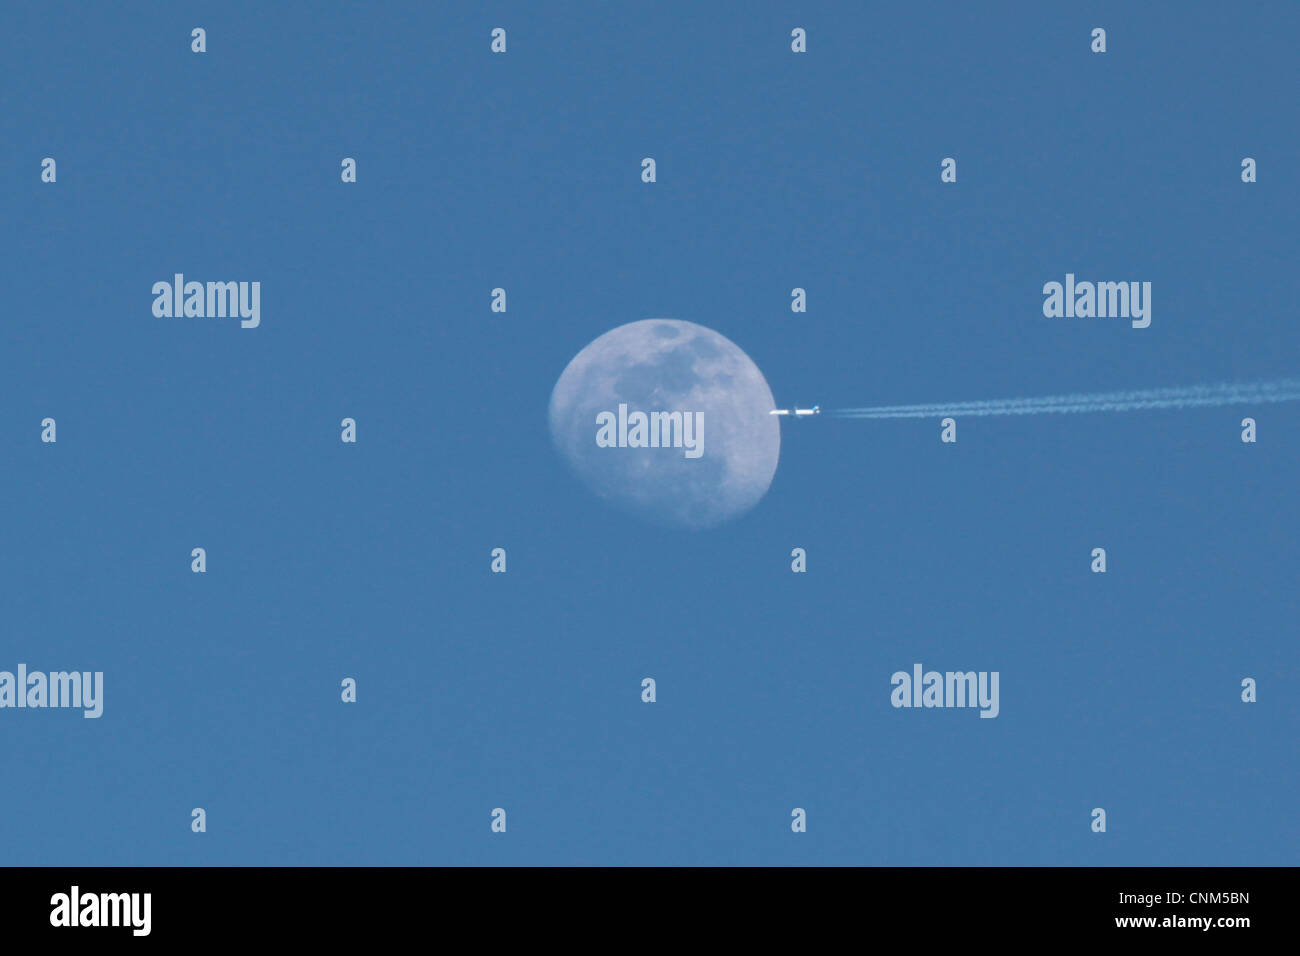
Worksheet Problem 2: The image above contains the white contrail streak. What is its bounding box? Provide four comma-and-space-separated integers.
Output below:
831, 379, 1300, 419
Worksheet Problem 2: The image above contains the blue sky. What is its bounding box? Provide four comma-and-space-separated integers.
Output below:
2, 1, 1296, 865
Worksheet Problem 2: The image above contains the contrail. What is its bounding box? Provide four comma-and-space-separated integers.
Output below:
831, 379, 1300, 419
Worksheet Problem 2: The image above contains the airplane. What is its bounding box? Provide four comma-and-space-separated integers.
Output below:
769, 405, 821, 418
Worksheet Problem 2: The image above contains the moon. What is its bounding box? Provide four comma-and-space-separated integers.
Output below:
548, 319, 781, 529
